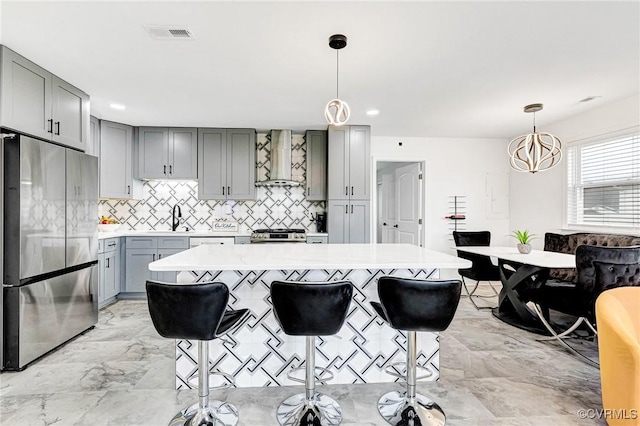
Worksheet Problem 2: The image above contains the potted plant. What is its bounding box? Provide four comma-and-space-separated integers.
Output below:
513, 230, 534, 254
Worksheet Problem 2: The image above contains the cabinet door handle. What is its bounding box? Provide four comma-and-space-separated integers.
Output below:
159, 254, 162, 259
351, 205, 354, 214
152, 254, 156, 261
106, 258, 109, 268
228, 186, 231, 195
307, 187, 310, 196
169, 165, 172, 175
383, 222, 387, 226
345, 205, 348, 214
345, 186, 348, 196
47, 119, 53, 133
351, 186, 354, 196
108, 242, 116, 247
394, 224, 398, 228
222, 186, 225, 195
54, 122, 60, 135
163, 165, 166, 175
127, 185, 131, 195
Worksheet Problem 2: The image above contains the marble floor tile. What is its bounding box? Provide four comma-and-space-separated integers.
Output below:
0, 298, 605, 425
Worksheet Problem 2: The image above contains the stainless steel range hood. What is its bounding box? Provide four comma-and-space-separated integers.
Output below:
255, 129, 301, 187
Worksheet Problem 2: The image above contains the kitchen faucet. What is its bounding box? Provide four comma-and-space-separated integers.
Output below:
172, 204, 182, 231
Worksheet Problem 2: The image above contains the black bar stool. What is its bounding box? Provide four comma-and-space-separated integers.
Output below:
370, 277, 462, 426
270, 280, 353, 426
146, 280, 250, 426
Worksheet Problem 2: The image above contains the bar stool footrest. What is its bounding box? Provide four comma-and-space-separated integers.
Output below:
187, 370, 235, 390
384, 361, 434, 381
286, 365, 335, 385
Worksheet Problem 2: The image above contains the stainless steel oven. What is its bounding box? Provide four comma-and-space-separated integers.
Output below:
250, 229, 307, 243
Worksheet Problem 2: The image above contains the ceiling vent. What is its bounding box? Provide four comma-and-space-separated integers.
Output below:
144, 25, 194, 40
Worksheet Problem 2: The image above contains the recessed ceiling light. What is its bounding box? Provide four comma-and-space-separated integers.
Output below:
110, 103, 126, 110
366, 109, 380, 116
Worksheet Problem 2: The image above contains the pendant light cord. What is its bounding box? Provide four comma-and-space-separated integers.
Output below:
533, 111, 537, 132
336, 49, 339, 99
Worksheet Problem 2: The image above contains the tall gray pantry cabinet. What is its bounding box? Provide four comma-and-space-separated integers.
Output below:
327, 125, 371, 243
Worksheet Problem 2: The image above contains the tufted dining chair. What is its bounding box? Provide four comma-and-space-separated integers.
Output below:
529, 245, 640, 366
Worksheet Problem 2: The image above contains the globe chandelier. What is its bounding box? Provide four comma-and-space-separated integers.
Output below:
324, 34, 350, 126
508, 103, 562, 173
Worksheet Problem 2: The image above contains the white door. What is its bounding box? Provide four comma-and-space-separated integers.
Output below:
380, 173, 396, 243
395, 163, 422, 246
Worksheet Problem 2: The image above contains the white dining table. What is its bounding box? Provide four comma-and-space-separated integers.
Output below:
455, 246, 576, 333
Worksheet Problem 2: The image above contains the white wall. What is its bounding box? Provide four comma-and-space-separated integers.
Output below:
509, 94, 640, 249
372, 136, 511, 258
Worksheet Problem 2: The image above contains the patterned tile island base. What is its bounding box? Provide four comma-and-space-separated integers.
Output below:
175, 268, 440, 389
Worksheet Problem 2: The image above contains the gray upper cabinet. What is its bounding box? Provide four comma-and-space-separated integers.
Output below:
0, 46, 89, 151
51, 76, 90, 151
198, 128, 256, 200
328, 125, 370, 200
137, 127, 197, 180
88, 116, 100, 157
305, 130, 327, 201
100, 120, 142, 199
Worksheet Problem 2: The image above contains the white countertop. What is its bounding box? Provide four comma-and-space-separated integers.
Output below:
148, 243, 472, 271
455, 246, 576, 268
98, 230, 253, 239
98, 230, 327, 240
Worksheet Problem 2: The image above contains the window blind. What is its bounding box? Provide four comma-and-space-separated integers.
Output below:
566, 133, 640, 227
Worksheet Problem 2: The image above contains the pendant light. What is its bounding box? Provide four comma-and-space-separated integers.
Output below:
325, 34, 350, 126
508, 103, 562, 173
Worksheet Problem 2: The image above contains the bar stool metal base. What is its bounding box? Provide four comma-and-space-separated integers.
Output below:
169, 400, 239, 426
377, 391, 445, 426
276, 392, 342, 426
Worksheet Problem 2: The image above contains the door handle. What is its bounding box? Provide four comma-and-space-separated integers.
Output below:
351, 205, 353, 214
127, 185, 131, 195
345, 186, 348, 196
47, 119, 53, 133
393, 224, 398, 228
222, 186, 225, 195
54, 122, 60, 135
228, 186, 231, 196
169, 165, 172, 175
106, 258, 110, 268
152, 254, 156, 261
163, 165, 166, 175
345, 205, 348, 214
383, 222, 387, 226
351, 186, 354, 196
159, 254, 162, 259
307, 187, 310, 196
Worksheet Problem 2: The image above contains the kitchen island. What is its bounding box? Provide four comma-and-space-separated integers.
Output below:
148, 243, 470, 389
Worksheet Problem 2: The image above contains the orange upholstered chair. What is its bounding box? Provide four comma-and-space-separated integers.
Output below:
596, 287, 640, 425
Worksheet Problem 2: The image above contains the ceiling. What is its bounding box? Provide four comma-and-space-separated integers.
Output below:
1, 1, 638, 138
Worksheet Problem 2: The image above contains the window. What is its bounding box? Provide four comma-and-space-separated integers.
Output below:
567, 132, 640, 228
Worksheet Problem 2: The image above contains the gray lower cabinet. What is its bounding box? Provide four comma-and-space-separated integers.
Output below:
137, 127, 197, 179
100, 120, 142, 199
306, 235, 328, 244
305, 130, 327, 201
123, 236, 189, 294
0, 46, 89, 151
328, 200, 370, 244
198, 128, 256, 200
98, 237, 121, 308
234, 236, 251, 244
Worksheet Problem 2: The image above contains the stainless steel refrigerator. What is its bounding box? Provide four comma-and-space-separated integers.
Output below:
2, 133, 98, 370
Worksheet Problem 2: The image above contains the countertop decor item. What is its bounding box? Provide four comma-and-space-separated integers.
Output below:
508, 103, 562, 173
98, 216, 120, 232
324, 34, 350, 126
513, 229, 534, 254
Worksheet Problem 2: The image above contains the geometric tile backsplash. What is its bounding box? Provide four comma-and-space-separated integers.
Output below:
98, 133, 326, 232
